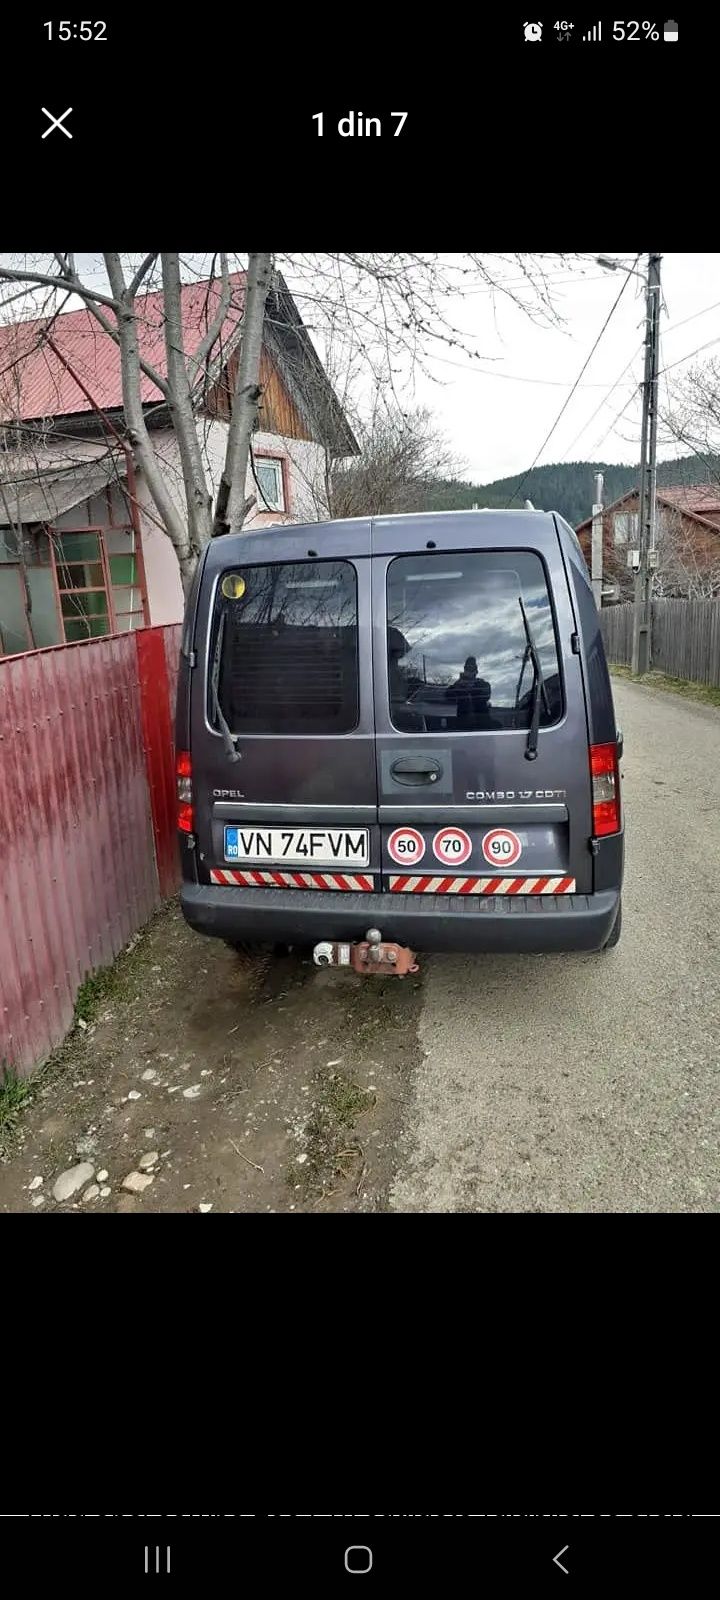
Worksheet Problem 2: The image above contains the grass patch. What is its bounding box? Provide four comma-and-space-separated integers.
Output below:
287, 1069, 376, 1201
73, 904, 175, 1026
610, 664, 720, 708
0, 1066, 35, 1159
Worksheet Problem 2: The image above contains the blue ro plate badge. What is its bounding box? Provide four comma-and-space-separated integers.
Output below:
224, 826, 370, 868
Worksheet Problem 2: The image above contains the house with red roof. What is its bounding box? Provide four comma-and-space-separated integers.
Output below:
575, 483, 720, 600
0, 271, 357, 655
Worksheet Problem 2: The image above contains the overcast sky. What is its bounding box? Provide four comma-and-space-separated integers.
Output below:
405, 252, 720, 483
3, 251, 719, 485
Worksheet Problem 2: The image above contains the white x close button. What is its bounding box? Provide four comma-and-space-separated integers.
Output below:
41, 107, 73, 139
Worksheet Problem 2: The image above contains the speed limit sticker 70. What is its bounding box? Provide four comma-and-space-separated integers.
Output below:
433, 826, 472, 865
387, 826, 426, 866
481, 827, 522, 867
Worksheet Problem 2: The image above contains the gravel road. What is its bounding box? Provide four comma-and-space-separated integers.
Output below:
390, 679, 720, 1211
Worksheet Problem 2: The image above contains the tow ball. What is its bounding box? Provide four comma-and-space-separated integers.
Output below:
313, 927, 419, 977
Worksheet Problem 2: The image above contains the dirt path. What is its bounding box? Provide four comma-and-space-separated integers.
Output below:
0, 903, 422, 1213
389, 679, 720, 1212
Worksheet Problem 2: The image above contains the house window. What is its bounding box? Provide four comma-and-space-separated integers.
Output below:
51, 525, 146, 643
254, 457, 285, 513
0, 566, 33, 655
613, 511, 639, 546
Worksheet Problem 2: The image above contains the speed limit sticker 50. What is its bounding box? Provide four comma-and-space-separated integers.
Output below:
481, 827, 522, 867
387, 826, 426, 866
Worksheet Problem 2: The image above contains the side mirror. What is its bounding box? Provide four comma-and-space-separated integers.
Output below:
616, 727, 624, 760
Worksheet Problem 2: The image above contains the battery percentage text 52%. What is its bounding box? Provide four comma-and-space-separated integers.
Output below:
612, 21, 660, 39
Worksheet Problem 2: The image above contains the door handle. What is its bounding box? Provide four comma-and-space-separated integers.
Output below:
390, 756, 443, 785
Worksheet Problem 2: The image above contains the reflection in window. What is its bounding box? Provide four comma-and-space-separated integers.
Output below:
254, 458, 285, 512
386, 550, 562, 733
214, 560, 359, 734
52, 526, 145, 641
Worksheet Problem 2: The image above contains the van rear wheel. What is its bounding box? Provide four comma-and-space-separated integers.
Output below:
603, 900, 622, 949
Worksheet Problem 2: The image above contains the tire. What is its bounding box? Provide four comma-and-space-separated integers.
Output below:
603, 899, 622, 949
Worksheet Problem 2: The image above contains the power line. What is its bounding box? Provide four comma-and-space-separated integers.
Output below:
506, 256, 641, 505
589, 384, 642, 456
658, 332, 720, 376
560, 295, 720, 461
561, 345, 643, 457
427, 350, 640, 388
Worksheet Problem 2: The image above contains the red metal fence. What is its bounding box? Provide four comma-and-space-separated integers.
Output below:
1, 623, 182, 1076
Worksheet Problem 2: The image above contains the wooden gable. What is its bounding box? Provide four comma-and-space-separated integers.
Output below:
204, 346, 313, 441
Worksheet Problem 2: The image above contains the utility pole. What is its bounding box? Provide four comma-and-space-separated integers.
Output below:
632, 253, 662, 675
591, 471, 604, 609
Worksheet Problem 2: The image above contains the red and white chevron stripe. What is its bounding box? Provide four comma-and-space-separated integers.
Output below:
210, 868, 375, 891
387, 874, 576, 895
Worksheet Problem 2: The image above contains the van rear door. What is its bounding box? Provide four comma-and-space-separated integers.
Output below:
192, 523, 380, 891
371, 513, 594, 895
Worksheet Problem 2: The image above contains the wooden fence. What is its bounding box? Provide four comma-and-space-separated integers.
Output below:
600, 599, 720, 687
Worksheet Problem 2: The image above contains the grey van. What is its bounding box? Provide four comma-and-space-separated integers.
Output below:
176, 510, 624, 963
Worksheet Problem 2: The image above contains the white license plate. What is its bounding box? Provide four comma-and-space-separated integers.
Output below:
224, 826, 370, 868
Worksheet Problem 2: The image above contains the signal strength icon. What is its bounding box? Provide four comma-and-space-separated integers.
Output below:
582, 20, 602, 41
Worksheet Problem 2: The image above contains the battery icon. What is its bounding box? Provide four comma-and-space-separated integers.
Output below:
664, 18, 678, 41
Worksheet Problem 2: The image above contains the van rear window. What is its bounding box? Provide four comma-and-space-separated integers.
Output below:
210, 560, 359, 734
387, 550, 562, 733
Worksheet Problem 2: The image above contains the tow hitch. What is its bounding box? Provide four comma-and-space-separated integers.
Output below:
313, 927, 419, 977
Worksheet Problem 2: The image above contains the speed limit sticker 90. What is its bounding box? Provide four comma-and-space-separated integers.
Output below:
481, 827, 522, 867
432, 826, 472, 865
387, 826, 426, 865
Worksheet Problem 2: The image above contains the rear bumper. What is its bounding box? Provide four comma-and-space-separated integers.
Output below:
181, 882, 621, 954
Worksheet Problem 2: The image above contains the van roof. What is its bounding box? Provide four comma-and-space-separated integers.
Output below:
226, 506, 556, 540
201, 507, 564, 571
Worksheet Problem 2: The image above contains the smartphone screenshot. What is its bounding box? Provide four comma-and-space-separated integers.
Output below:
1, 17, 715, 1207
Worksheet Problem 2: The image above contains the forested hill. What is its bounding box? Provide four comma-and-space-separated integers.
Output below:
426, 456, 720, 529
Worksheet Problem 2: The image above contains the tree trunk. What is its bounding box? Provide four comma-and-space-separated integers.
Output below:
212, 252, 273, 538
160, 252, 213, 551
103, 253, 196, 584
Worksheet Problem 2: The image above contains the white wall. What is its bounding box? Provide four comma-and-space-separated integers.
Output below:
193, 416, 330, 528
3, 418, 334, 631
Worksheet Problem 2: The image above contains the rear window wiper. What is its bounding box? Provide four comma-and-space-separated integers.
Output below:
211, 611, 242, 763
518, 596, 550, 761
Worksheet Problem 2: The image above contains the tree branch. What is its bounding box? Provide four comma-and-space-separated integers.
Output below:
0, 264, 119, 309
213, 251, 273, 537
0, 259, 171, 399
102, 251, 194, 585
128, 252, 159, 299
190, 251, 232, 382
160, 251, 212, 549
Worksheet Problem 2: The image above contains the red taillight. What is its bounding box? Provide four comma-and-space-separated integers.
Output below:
177, 801, 194, 834
590, 741, 621, 836
176, 750, 193, 829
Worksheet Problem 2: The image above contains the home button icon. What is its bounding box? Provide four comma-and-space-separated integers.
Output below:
345, 1546, 373, 1574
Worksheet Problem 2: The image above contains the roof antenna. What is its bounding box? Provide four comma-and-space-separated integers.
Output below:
524, 499, 535, 510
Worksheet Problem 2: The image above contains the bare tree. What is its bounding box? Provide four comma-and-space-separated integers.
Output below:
0, 251, 570, 594
652, 505, 720, 599
660, 356, 720, 487
327, 404, 460, 519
